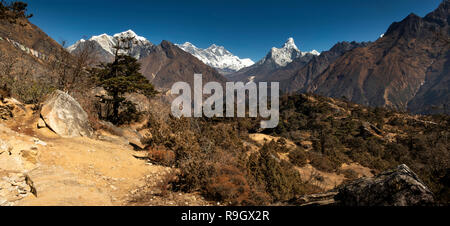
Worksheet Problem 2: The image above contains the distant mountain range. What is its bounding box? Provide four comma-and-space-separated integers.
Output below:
68, 31, 255, 75
6, 0, 449, 115
176, 42, 254, 75
68, 32, 321, 77
267, 41, 371, 90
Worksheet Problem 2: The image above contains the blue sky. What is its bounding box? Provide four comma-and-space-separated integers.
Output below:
26, 0, 442, 61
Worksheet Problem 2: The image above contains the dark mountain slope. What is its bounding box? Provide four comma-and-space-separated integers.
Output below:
276, 41, 370, 92
139, 41, 228, 90
305, 1, 449, 113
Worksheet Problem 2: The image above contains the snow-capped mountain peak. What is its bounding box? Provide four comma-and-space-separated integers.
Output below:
176, 42, 254, 74
283, 37, 299, 50
113, 29, 148, 43
181, 42, 195, 47
68, 30, 154, 62
263, 38, 302, 67
309, 50, 321, 56
261, 38, 320, 67
87, 33, 116, 55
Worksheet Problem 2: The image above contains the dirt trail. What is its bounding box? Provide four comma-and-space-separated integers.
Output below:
0, 102, 205, 206
17, 136, 154, 206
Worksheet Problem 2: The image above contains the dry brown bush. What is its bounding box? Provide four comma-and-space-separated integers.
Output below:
147, 146, 176, 167
205, 164, 250, 205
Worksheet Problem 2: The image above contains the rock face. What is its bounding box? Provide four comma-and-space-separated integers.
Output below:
335, 164, 435, 206
40, 90, 93, 138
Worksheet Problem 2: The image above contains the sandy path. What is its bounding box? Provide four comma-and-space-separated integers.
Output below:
17, 135, 154, 206
0, 103, 160, 206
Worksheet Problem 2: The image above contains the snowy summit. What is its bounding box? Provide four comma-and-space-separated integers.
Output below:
67, 30, 154, 62
177, 42, 254, 74
260, 37, 320, 67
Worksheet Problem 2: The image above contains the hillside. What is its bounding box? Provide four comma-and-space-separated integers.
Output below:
137, 93, 450, 205
277, 41, 370, 92
306, 1, 450, 114
0, 16, 65, 79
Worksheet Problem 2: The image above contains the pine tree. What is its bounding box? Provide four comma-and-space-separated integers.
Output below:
92, 37, 157, 124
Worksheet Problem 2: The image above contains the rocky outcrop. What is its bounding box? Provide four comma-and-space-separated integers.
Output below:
335, 164, 435, 206
296, 164, 435, 206
0, 171, 37, 206
40, 90, 93, 138
359, 121, 383, 138
0, 101, 13, 120
0, 98, 26, 122
0, 125, 40, 206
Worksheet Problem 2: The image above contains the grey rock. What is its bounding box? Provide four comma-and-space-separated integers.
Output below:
335, 164, 435, 206
40, 90, 93, 138
296, 164, 435, 206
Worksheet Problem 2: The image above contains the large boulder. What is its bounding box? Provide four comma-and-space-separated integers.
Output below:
40, 90, 93, 138
296, 164, 435, 206
335, 164, 435, 206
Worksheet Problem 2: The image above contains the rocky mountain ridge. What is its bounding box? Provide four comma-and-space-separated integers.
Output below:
304, 1, 449, 114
